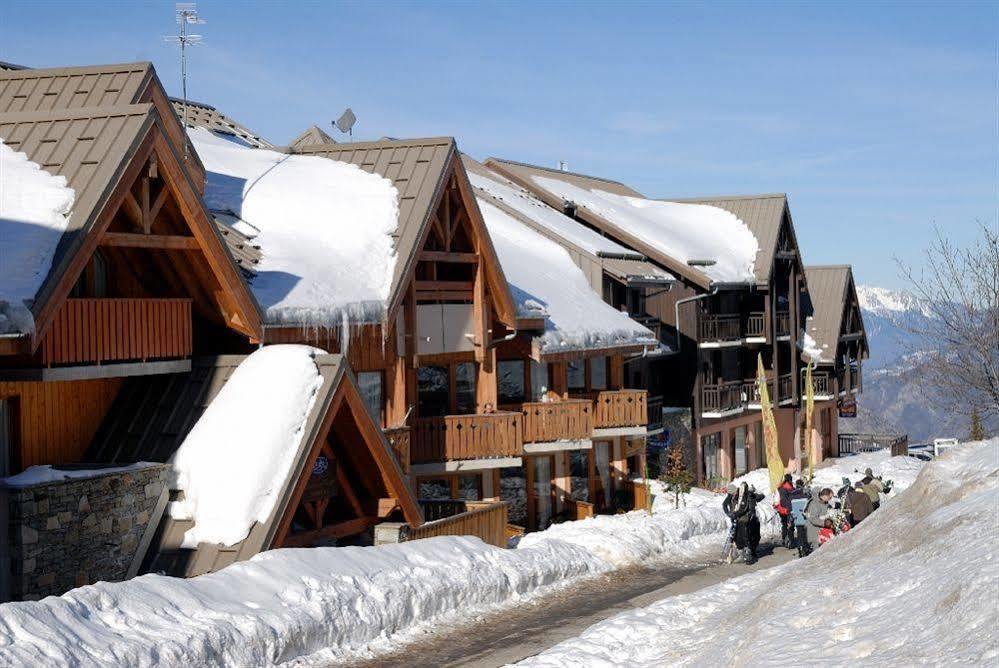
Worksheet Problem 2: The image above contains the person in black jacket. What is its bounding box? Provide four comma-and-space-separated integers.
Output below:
725, 482, 765, 564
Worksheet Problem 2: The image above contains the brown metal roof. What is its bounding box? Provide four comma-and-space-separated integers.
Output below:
87, 353, 421, 577
289, 124, 337, 148
486, 157, 645, 198
665, 194, 790, 285
0, 62, 153, 113
803, 265, 866, 364
601, 257, 674, 285
212, 214, 262, 281
170, 97, 273, 148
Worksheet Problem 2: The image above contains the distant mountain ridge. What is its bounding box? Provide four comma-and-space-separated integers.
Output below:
845, 285, 965, 442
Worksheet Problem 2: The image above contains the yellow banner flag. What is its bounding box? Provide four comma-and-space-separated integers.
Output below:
805, 361, 815, 481
758, 354, 783, 492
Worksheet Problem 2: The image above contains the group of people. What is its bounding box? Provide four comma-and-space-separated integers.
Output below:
723, 467, 889, 563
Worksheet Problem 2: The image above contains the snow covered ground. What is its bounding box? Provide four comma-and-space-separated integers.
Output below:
0, 451, 931, 666
518, 439, 998, 666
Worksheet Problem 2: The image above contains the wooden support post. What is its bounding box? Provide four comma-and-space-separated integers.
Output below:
549, 361, 568, 399
587, 448, 597, 508
555, 450, 572, 514
449, 475, 460, 500
609, 355, 625, 390
476, 347, 497, 412
525, 455, 537, 532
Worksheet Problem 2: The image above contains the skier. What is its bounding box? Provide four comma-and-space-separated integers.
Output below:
789, 479, 811, 556
774, 473, 795, 548
845, 480, 874, 525
861, 468, 884, 511
721, 483, 739, 561
745, 484, 765, 561
805, 487, 834, 553
725, 482, 764, 564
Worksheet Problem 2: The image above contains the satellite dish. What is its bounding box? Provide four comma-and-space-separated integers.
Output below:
335, 108, 356, 134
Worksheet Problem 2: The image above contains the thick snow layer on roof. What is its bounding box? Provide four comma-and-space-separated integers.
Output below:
477, 199, 656, 354
189, 128, 398, 326
0, 139, 75, 334
0, 463, 156, 488
521, 441, 992, 667
468, 169, 638, 258
532, 175, 759, 284
169, 345, 323, 547
799, 330, 824, 365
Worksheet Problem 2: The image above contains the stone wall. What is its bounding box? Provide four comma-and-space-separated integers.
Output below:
2, 463, 169, 601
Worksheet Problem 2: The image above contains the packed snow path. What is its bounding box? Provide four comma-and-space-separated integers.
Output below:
351, 546, 796, 668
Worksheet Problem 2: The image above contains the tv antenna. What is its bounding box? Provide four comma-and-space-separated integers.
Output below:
333, 108, 356, 142
164, 2, 205, 160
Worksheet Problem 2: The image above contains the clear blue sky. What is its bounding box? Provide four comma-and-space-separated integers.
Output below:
4, 1, 995, 289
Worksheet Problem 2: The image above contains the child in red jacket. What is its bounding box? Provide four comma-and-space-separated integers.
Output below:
818, 518, 836, 546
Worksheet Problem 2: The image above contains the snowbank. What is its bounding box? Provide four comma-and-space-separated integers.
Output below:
189, 128, 399, 326
0, 463, 156, 488
477, 198, 656, 354
0, 537, 608, 667
519, 439, 998, 666
169, 345, 323, 547
531, 175, 758, 284
0, 139, 75, 334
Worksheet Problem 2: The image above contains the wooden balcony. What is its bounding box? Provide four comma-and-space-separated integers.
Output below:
745, 312, 766, 339
775, 311, 791, 338
41, 298, 192, 366
777, 373, 793, 401
383, 426, 411, 474
520, 399, 592, 443
698, 314, 742, 343
702, 381, 743, 415
592, 389, 648, 428
742, 378, 775, 406
803, 371, 833, 397
646, 395, 664, 432
411, 412, 522, 464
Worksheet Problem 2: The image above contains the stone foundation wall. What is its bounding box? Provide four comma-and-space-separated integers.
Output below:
2, 464, 169, 601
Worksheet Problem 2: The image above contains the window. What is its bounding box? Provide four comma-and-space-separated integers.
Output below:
530, 361, 548, 401
567, 359, 585, 390
455, 362, 477, 414
734, 426, 748, 475
498, 360, 525, 405
417, 366, 449, 417
702, 432, 721, 483
589, 357, 608, 390
356, 372, 383, 425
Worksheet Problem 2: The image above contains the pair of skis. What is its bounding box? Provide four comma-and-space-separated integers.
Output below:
723, 518, 737, 563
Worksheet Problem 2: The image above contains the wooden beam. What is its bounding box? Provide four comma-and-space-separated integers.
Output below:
377, 497, 400, 518
418, 251, 478, 264
415, 290, 474, 302
415, 280, 474, 292
141, 176, 151, 234
148, 184, 169, 230
122, 190, 143, 231
281, 517, 378, 548
101, 232, 201, 250
336, 462, 366, 518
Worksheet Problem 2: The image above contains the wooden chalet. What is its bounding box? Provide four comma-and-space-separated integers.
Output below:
0, 62, 261, 475
483, 159, 814, 485
802, 265, 869, 460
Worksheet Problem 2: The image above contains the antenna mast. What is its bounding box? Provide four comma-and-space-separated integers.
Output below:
164, 3, 205, 160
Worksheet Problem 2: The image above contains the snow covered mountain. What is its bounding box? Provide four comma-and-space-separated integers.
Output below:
848, 285, 964, 441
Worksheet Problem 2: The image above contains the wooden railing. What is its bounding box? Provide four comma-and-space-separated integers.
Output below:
777, 373, 793, 401
745, 311, 766, 338
698, 314, 742, 342
592, 390, 647, 428
41, 298, 192, 366
411, 412, 522, 464
702, 381, 743, 414
565, 499, 594, 520
417, 498, 468, 522
838, 433, 908, 458
623, 479, 652, 512
520, 399, 593, 443
646, 395, 664, 432
407, 501, 508, 547
383, 426, 411, 474
742, 378, 775, 405
803, 371, 833, 397
775, 311, 791, 337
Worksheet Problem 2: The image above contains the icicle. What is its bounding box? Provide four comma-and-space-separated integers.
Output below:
340, 310, 350, 357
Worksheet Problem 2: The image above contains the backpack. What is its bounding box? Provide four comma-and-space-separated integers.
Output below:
790, 497, 809, 526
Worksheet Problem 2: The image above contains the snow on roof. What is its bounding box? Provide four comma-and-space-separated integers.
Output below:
476, 199, 656, 355
169, 345, 323, 548
189, 127, 399, 326
467, 168, 639, 259
531, 174, 759, 284
0, 139, 75, 334
0, 462, 156, 488
799, 329, 824, 365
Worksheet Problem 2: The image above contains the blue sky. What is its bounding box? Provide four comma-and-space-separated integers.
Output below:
3, 1, 995, 289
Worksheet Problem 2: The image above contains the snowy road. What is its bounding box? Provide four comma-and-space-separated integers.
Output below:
349, 544, 796, 668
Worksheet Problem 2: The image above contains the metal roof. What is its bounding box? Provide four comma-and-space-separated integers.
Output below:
600, 256, 674, 285
289, 124, 337, 148
87, 353, 421, 577
665, 193, 790, 285
0, 62, 153, 112
486, 157, 645, 198
170, 96, 273, 148
803, 265, 866, 364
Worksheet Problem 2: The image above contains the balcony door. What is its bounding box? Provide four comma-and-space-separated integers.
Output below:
0, 400, 9, 477
417, 362, 478, 417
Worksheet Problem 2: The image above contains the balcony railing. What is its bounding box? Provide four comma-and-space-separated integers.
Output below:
742, 378, 775, 405
775, 311, 791, 338
41, 298, 193, 366
745, 312, 766, 338
591, 389, 648, 428
411, 412, 522, 464
520, 399, 593, 443
777, 373, 793, 401
802, 371, 833, 397
698, 314, 742, 342
839, 433, 908, 458
383, 426, 411, 474
702, 381, 743, 414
